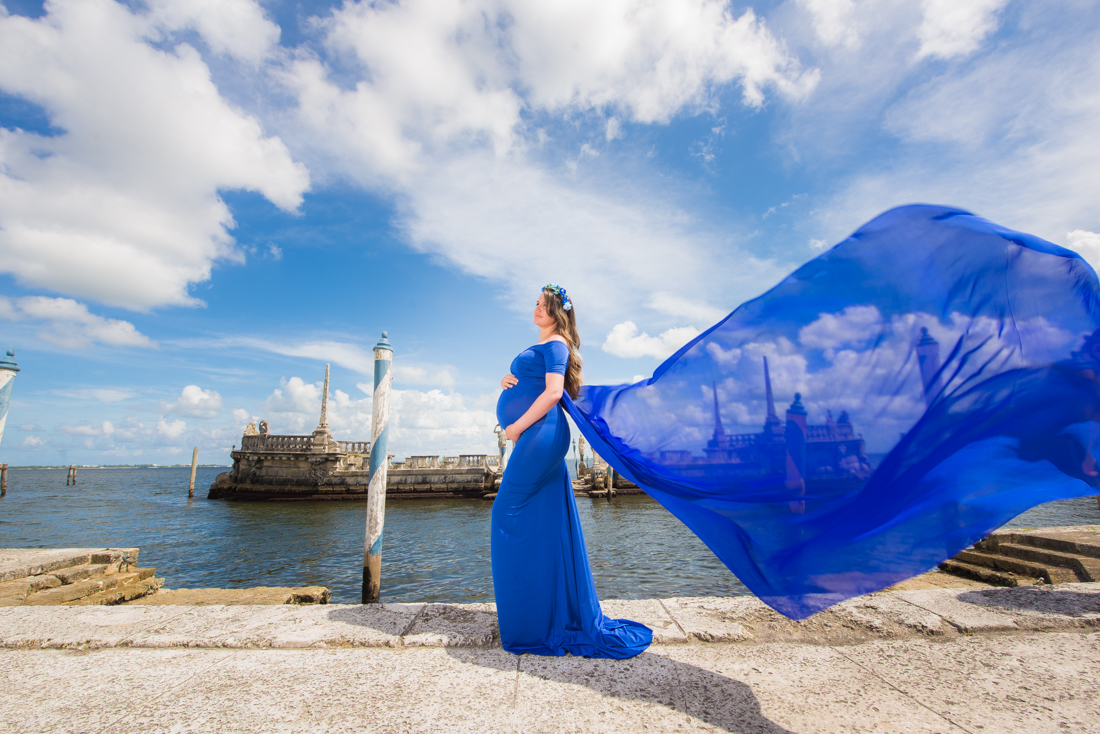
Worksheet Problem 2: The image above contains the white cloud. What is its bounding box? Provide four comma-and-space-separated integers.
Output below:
231, 408, 252, 427
798, 305, 885, 350
799, 0, 860, 49
59, 421, 115, 437
647, 292, 726, 325
0, 296, 154, 349
52, 387, 138, 403
916, 0, 1008, 60
1067, 230, 1100, 274
813, 9, 1100, 253
144, 0, 281, 64
21, 436, 43, 449
603, 321, 701, 359
162, 385, 223, 418
276, 0, 810, 324
402, 154, 786, 325
156, 417, 188, 440
262, 376, 322, 420
0, 0, 309, 311
809, 238, 828, 251
388, 388, 497, 457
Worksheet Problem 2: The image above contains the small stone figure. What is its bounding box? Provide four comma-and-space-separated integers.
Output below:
243, 422, 259, 436
258, 420, 269, 435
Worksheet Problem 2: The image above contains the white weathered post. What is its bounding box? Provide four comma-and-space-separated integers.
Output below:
363, 332, 392, 603
188, 447, 199, 498
0, 350, 19, 456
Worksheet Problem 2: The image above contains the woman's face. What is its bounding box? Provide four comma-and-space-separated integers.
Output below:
533, 293, 555, 329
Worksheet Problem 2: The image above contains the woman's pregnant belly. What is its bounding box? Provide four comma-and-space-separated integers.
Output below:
496, 381, 544, 428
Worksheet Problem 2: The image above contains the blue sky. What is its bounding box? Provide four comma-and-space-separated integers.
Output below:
0, 0, 1098, 465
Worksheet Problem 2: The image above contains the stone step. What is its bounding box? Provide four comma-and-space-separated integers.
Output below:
22, 568, 157, 606
952, 548, 1077, 584
938, 558, 1041, 587
68, 577, 163, 606
989, 542, 1100, 582
978, 527, 1100, 560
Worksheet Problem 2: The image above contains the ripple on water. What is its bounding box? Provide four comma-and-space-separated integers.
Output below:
0, 468, 1096, 604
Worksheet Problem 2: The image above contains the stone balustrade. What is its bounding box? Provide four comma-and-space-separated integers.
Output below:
336, 441, 370, 454
241, 434, 315, 451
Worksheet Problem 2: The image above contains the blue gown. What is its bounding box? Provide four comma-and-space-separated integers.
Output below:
492, 340, 653, 658
560, 204, 1100, 620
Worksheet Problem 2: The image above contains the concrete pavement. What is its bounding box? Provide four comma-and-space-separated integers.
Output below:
2, 583, 1098, 733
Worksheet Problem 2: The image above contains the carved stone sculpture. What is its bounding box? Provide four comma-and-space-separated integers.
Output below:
258, 420, 269, 435
243, 422, 259, 436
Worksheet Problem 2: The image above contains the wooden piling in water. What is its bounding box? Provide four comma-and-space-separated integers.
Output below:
188, 447, 198, 498
1, 464, 7, 496
66, 465, 77, 486
363, 332, 392, 604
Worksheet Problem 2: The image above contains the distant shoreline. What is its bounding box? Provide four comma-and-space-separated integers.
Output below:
3, 465, 232, 470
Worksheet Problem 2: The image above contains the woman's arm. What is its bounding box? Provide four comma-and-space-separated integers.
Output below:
505, 373, 564, 442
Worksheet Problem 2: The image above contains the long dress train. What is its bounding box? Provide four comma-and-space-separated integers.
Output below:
560, 205, 1100, 620
492, 340, 653, 658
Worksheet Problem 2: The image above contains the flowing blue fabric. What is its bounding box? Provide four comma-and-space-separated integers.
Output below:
562, 204, 1100, 620
493, 341, 653, 658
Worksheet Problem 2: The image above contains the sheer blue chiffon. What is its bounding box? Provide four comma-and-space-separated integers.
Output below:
563, 204, 1100, 620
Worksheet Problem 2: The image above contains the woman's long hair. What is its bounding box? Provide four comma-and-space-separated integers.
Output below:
543, 287, 583, 399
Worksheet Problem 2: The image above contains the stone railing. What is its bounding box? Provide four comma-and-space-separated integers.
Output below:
397, 455, 496, 470
241, 434, 314, 451
406, 456, 439, 469
458, 455, 488, 468
336, 441, 370, 454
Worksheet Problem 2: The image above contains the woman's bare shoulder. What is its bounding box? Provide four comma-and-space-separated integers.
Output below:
539, 335, 569, 346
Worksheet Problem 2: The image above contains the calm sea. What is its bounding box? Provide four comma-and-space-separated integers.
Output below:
0, 467, 1097, 604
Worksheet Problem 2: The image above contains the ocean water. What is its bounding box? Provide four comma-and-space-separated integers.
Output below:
0, 467, 1096, 604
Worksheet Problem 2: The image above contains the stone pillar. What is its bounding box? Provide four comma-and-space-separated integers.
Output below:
0, 350, 20, 451
363, 332, 392, 604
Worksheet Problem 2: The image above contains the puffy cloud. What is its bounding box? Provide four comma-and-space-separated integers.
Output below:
916, 0, 1009, 60
144, 0, 281, 64
21, 436, 43, 449
162, 385, 223, 418
603, 321, 701, 359
798, 305, 885, 350
156, 417, 188, 440
262, 376, 323, 420
0, 0, 309, 311
278, 0, 809, 324
1067, 230, 1100, 274
0, 296, 154, 349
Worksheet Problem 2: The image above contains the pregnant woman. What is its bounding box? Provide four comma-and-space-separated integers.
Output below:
493, 283, 652, 658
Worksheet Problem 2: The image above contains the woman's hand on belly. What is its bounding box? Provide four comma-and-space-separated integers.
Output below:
505, 423, 523, 442
501, 373, 518, 390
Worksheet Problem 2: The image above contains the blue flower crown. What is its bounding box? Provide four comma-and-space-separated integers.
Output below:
543, 282, 572, 311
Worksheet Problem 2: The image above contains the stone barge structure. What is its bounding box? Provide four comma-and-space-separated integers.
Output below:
208, 366, 500, 501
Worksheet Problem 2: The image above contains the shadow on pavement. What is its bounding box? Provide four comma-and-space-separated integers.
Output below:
957, 587, 1100, 616
447, 647, 793, 733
